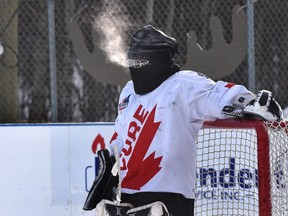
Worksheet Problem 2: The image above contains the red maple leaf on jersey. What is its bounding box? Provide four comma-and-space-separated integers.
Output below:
122, 105, 162, 190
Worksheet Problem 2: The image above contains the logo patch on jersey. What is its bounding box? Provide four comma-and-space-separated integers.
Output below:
118, 94, 131, 111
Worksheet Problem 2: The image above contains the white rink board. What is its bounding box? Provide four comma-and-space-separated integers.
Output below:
0, 123, 114, 216
0, 123, 262, 216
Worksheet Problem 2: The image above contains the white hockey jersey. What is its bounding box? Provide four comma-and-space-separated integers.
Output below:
110, 70, 253, 199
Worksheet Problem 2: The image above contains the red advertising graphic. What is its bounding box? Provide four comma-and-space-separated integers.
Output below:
85, 133, 106, 192
91, 134, 106, 154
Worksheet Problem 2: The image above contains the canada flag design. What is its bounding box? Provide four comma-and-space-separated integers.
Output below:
121, 104, 162, 190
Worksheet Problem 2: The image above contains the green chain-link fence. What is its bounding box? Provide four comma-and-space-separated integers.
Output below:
0, 0, 287, 123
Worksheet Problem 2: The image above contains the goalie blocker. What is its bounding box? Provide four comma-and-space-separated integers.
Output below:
222, 90, 283, 122
83, 149, 118, 210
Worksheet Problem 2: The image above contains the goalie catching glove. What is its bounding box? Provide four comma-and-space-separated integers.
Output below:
222, 90, 283, 122
243, 90, 283, 121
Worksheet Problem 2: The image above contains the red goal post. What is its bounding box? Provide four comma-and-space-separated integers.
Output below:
195, 119, 288, 216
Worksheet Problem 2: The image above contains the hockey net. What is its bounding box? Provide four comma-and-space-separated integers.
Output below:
195, 119, 288, 216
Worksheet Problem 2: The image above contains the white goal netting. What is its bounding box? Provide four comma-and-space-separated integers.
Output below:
194, 119, 288, 216
268, 121, 288, 215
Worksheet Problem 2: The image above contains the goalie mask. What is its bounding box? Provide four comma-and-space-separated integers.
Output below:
127, 25, 180, 94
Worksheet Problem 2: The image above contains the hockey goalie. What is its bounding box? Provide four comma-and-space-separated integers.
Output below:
83, 25, 283, 216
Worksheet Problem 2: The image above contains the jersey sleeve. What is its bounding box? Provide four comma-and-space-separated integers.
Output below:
187, 72, 253, 121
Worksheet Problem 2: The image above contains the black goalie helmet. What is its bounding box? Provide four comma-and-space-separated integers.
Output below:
127, 25, 180, 94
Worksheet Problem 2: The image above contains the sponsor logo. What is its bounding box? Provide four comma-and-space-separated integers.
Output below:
84, 133, 106, 192
196, 157, 286, 201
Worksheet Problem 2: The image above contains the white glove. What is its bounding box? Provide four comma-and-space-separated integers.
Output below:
243, 90, 283, 122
